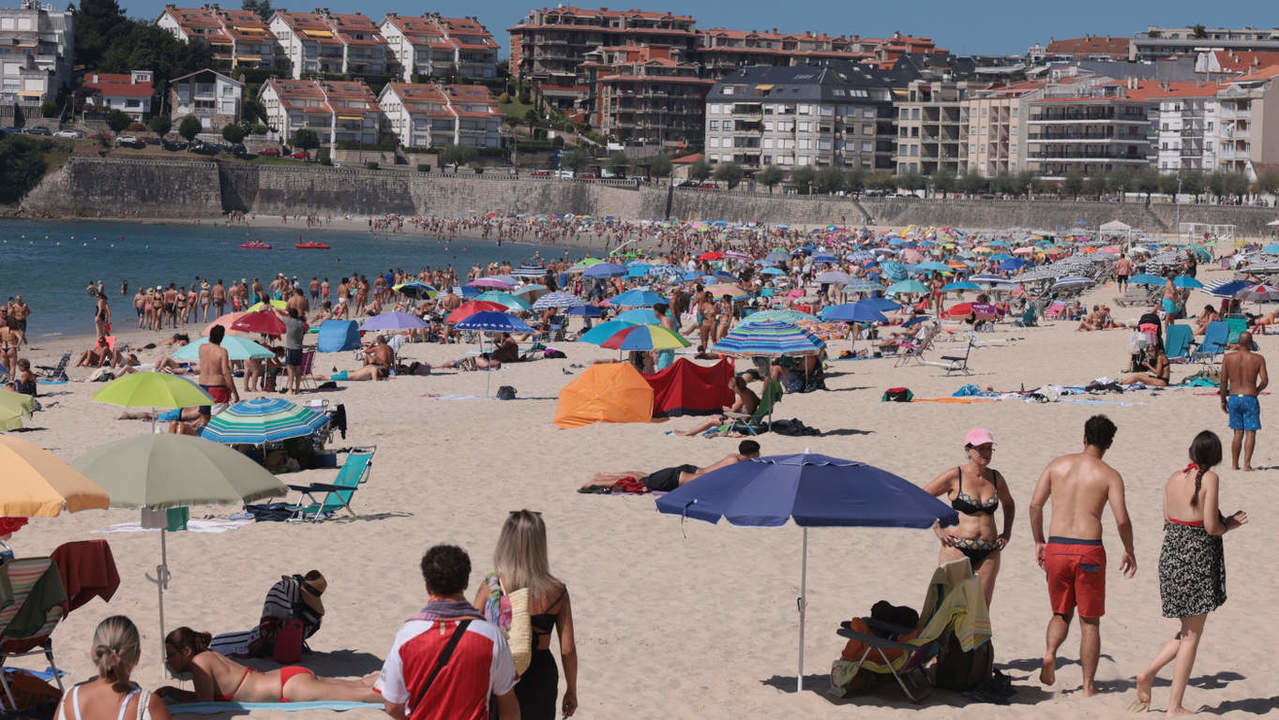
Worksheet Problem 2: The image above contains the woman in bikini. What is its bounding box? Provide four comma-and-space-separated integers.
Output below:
56, 616, 171, 720
94, 291, 111, 339
923, 428, 1016, 607
474, 510, 578, 719
715, 294, 734, 343
157, 627, 378, 705
698, 291, 717, 350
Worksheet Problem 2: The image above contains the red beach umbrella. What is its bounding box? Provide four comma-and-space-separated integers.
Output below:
230, 309, 287, 337
445, 300, 507, 324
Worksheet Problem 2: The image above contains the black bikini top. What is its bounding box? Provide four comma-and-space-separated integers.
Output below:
951, 466, 999, 515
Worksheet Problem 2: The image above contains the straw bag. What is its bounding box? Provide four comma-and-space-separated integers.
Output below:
500, 578, 533, 675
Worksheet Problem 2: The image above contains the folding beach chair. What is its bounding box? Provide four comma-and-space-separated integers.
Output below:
1224, 318, 1249, 347
830, 559, 991, 702
287, 445, 376, 522
923, 332, 977, 376
0, 558, 68, 710
34, 353, 70, 382
1164, 324, 1193, 362
1191, 321, 1229, 364
893, 324, 940, 368
715, 378, 783, 436
547, 316, 566, 342
298, 349, 317, 391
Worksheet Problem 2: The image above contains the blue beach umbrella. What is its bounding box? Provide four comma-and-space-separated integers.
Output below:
172, 336, 273, 362
454, 311, 533, 334
655, 452, 958, 691
564, 304, 605, 317
712, 321, 825, 357
885, 279, 928, 296
998, 258, 1028, 271
474, 291, 532, 311
821, 303, 888, 323
200, 397, 329, 444
843, 279, 882, 293
532, 292, 585, 310
858, 297, 902, 313
1207, 279, 1255, 297
583, 262, 627, 278
941, 281, 980, 292
615, 308, 662, 325
1128, 274, 1165, 287
761, 267, 787, 276
610, 288, 668, 307
577, 320, 640, 345
1173, 275, 1204, 289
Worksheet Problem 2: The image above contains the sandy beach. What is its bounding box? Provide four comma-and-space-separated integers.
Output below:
7, 276, 1278, 719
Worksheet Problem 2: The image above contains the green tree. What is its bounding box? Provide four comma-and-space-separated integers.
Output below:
75, 0, 129, 71
957, 172, 986, 196
1157, 173, 1180, 198
1256, 169, 1279, 197
1014, 170, 1037, 197
648, 154, 672, 179
560, 147, 590, 174
221, 123, 246, 144
688, 158, 711, 182
789, 165, 817, 193
1108, 167, 1135, 201
607, 150, 628, 178
178, 115, 203, 142
148, 115, 171, 136
0, 135, 52, 203
757, 164, 783, 192
105, 109, 131, 135
931, 168, 957, 198
1206, 170, 1228, 200
40, 101, 58, 119
845, 167, 866, 193
869, 171, 898, 192
291, 128, 320, 151
241, 98, 267, 125
1084, 174, 1109, 198
989, 171, 1013, 195
814, 165, 845, 194
440, 143, 479, 168
242, 0, 273, 22
1134, 167, 1160, 205
1190, 24, 1207, 39
1181, 169, 1205, 199
1223, 171, 1251, 200
898, 171, 925, 194
714, 161, 743, 189
99, 24, 214, 102
1062, 171, 1085, 200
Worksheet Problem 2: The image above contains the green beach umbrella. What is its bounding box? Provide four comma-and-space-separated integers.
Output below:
245, 299, 287, 312
171, 336, 274, 362
91, 373, 214, 410
474, 291, 532, 311
0, 389, 37, 431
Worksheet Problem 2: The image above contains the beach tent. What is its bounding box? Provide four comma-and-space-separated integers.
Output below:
554, 363, 653, 429
317, 320, 360, 353
645, 359, 735, 418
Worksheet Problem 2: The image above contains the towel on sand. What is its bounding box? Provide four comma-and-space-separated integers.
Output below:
170, 701, 383, 714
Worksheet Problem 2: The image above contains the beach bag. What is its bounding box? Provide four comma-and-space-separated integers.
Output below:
502, 579, 533, 675
881, 387, 913, 402
272, 619, 304, 664
933, 633, 993, 691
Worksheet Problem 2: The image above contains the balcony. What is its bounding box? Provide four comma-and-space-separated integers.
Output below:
1030, 150, 1148, 160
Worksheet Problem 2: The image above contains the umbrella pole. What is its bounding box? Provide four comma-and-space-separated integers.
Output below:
797, 526, 808, 692
153, 528, 171, 680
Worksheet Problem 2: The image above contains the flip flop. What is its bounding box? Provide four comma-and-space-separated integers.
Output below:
576, 486, 612, 494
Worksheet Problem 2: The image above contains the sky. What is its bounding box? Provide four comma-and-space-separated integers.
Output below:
113, 0, 1277, 57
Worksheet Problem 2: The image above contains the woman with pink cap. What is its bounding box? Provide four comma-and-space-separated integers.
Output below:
923, 428, 1016, 607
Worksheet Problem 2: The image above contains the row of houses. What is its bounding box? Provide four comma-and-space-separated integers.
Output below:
155, 5, 500, 81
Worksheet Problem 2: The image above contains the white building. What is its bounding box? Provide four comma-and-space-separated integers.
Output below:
82, 70, 154, 121
259, 77, 380, 146
169, 68, 243, 129
269, 10, 387, 79
378, 81, 501, 148
156, 6, 278, 71
380, 14, 500, 83
0, 0, 74, 108
1153, 85, 1222, 174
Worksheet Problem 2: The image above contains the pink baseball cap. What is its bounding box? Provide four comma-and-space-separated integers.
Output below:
964, 428, 995, 447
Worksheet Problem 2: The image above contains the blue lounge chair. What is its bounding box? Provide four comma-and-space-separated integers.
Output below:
288, 446, 376, 522
1164, 324, 1192, 362
1191, 322, 1228, 364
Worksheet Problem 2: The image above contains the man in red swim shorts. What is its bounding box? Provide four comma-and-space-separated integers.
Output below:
1029, 415, 1137, 696
198, 325, 240, 416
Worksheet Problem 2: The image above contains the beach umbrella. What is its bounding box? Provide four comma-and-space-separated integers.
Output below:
742, 309, 818, 325
360, 311, 429, 332
1235, 284, 1279, 302
609, 288, 668, 307
172, 336, 274, 362
811, 253, 839, 264
532, 292, 586, 310
858, 297, 902, 313
446, 300, 507, 324
713, 321, 825, 357
885, 279, 928, 296
912, 261, 953, 275
998, 258, 1028, 272
509, 265, 548, 279
1128, 274, 1166, 287
200, 397, 329, 444
202, 311, 248, 336
230, 308, 287, 337
1051, 276, 1096, 292
0, 388, 37, 431
245, 299, 287, 313
941, 281, 980, 292
455, 312, 535, 396
600, 324, 691, 351
648, 264, 685, 279
564, 304, 605, 318
91, 373, 213, 411
655, 452, 958, 691
467, 277, 515, 290
761, 268, 787, 276
879, 261, 907, 281
392, 281, 438, 299
511, 284, 548, 298
73, 434, 286, 678
567, 258, 604, 273
0, 434, 109, 517
583, 263, 628, 278
698, 251, 725, 260
473, 292, 532, 312
1206, 279, 1254, 297
616, 308, 662, 325
814, 270, 853, 285
821, 303, 888, 324
1173, 275, 1204, 289
578, 320, 641, 345
704, 283, 750, 300
626, 264, 652, 279
842, 279, 882, 293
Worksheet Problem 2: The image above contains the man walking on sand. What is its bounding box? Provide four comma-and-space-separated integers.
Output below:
197, 325, 239, 417
1029, 415, 1136, 696
1220, 331, 1267, 471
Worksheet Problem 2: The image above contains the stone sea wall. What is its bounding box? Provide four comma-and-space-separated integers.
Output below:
20, 158, 1279, 236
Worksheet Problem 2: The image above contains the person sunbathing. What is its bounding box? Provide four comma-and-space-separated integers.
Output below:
1122, 348, 1171, 387
157, 627, 378, 705
674, 376, 760, 436
1194, 305, 1221, 335
77, 335, 114, 367
310, 336, 394, 381
579, 440, 761, 493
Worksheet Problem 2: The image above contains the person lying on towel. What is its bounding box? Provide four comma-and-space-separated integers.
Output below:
579, 440, 760, 493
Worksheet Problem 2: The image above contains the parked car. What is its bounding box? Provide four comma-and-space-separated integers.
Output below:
578, 172, 598, 180
529, 169, 550, 177
554, 169, 574, 179
258, 147, 281, 156
230, 143, 247, 157
52, 129, 82, 139
698, 182, 717, 189
162, 140, 188, 151
289, 150, 309, 160
115, 135, 143, 148
25, 126, 51, 136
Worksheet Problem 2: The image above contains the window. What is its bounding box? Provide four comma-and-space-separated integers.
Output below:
861, 141, 872, 152
763, 138, 774, 149
763, 155, 772, 164
798, 122, 810, 132
864, 124, 873, 135
818, 139, 831, 150
797, 139, 810, 149
708, 137, 719, 148
798, 104, 810, 115
764, 121, 773, 131
820, 106, 833, 116
863, 108, 874, 118
709, 121, 718, 130
723, 87, 734, 96
911, 108, 919, 119
797, 156, 810, 165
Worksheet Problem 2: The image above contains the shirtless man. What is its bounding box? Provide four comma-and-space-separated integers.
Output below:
211, 280, 227, 317
1028, 415, 1136, 696
1220, 331, 1268, 471
10, 295, 29, 344
197, 325, 240, 417
580, 439, 761, 492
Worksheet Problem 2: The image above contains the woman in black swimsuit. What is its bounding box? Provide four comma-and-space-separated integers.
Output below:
923, 428, 1016, 607
474, 510, 578, 719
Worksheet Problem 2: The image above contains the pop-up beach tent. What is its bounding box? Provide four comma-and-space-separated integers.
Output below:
554, 363, 653, 428
645, 358, 734, 418
317, 320, 360, 353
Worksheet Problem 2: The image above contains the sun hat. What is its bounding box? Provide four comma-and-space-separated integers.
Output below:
964, 428, 995, 447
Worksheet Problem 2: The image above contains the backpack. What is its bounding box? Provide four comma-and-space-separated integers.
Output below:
496, 385, 517, 400
933, 633, 993, 691
881, 387, 914, 402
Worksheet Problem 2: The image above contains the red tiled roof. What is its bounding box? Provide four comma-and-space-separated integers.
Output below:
1229, 64, 1279, 83
1208, 50, 1279, 74
84, 73, 154, 97
1126, 80, 1223, 100
1044, 36, 1130, 58
672, 153, 703, 164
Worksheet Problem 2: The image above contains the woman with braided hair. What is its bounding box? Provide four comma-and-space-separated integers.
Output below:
56, 616, 171, 720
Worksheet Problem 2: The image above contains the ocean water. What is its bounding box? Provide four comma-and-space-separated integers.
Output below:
0, 219, 585, 339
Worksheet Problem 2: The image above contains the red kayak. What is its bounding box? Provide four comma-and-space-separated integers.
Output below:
295, 241, 330, 250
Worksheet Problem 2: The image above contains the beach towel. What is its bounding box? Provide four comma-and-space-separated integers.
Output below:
169, 701, 382, 714
50, 540, 119, 612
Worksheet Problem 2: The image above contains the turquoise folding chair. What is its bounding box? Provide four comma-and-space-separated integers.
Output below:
288, 446, 376, 522
1191, 322, 1228, 364
1164, 323, 1192, 361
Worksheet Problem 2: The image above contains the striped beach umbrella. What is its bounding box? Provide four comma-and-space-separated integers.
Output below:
885, 279, 928, 296
200, 397, 329, 444
713, 321, 825, 357
843, 279, 882, 293
578, 320, 640, 345
532, 292, 585, 310
510, 265, 548, 279
742, 309, 818, 325
583, 263, 628, 278
600, 324, 691, 351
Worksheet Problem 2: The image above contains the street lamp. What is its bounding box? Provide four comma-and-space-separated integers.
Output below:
1175, 171, 1184, 236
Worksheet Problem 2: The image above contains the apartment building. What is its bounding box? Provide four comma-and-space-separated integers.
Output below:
272, 10, 389, 79
156, 5, 276, 70
581, 44, 710, 144
1026, 79, 1152, 180
378, 81, 501, 148
507, 6, 697, 110
1143, 82, 1222, 173
1133, 34, 1279, 62
1043, 36, 1131, 62
168, 68, 243, 129
318, 11, 389, 76
1144, 26, 1279, 42
380, 14, 499, 81
894, 79, 969, 175
0, 0, 74, 108
962, 81, 1042, 177
703, 64, 896, 172
259, 77, 379, 145
695, 29, 871, 78
82, 70, 154, 120
1214, 67, 1279, 178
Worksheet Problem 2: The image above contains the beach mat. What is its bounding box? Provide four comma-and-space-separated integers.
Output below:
170, 700, 382, 714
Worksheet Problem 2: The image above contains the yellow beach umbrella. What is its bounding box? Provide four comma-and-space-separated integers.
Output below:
245, 299, 287, 312
0, 435, 110, 517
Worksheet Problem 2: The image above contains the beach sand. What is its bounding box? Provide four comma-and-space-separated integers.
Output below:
8, 281, 1278, 719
